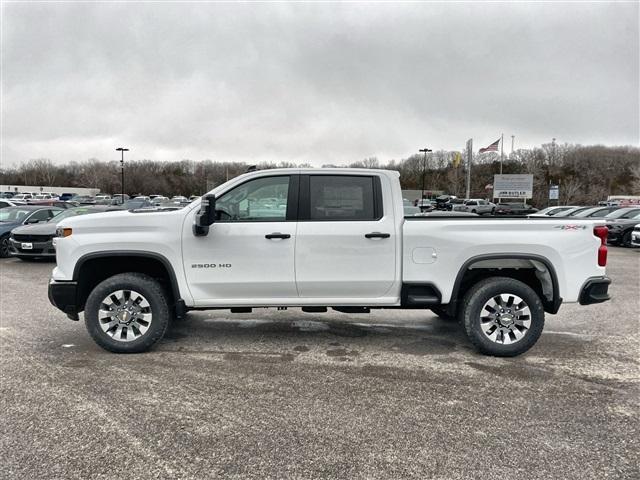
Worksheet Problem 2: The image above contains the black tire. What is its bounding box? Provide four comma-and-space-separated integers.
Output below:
461, 276, 545, 357
621, 231, 632, 248
0, 234, 10, 258
491, 208, 496, 215
471, 209, 477, 214
85, 273, 170, 353
430, 306, 457, 322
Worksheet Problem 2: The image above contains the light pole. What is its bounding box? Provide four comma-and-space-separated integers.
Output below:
116, 147, 129, 203
418, 148, 432, 204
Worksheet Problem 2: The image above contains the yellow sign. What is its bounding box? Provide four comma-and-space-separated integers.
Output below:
452, 152, 462, 168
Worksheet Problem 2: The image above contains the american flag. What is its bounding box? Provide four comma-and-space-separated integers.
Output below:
479, 138, 500, 153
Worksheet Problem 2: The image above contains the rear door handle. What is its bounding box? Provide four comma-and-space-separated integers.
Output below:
365, 232, 391, 239
265, 232, 291, 239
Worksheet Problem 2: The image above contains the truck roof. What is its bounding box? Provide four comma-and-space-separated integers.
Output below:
235, 167, 400, 178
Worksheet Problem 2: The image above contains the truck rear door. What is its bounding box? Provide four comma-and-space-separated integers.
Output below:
294, 174, 397, 298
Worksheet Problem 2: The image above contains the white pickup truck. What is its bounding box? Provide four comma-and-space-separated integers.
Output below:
49, 168, 611, 356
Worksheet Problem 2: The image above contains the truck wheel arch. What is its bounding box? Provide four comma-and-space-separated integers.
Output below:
72, 251, 182, 313
449, 254, 561, 315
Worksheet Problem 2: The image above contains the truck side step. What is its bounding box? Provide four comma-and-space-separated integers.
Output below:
401, 284, 441, 307
302, 307, 327, 313
230, 307, 252, 313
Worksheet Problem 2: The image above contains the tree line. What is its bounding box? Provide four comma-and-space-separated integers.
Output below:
1, 143, 638, 206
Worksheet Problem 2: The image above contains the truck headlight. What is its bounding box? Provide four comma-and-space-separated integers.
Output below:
56, 227, 73, 237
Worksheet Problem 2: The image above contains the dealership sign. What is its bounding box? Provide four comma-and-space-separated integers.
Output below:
493, 174, 533, 199
549, 185, 559, 200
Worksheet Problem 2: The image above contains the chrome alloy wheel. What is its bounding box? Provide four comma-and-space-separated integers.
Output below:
98, 290, 152, 342
479, 294, 531, 345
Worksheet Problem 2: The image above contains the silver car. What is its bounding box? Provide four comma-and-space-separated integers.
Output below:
459, 199, 496, 215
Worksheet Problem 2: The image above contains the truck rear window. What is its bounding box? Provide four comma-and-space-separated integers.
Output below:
309, 176, 376, 221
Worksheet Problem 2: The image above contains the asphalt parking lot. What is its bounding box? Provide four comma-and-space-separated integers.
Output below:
0, 249, 638, 479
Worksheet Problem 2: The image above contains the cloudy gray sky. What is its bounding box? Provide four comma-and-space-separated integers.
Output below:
2, 1, 638, 166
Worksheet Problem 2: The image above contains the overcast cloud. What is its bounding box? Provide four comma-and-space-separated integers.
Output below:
2, 2, 638, 166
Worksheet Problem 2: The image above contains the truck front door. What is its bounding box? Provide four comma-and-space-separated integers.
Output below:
183, 174, 298, 305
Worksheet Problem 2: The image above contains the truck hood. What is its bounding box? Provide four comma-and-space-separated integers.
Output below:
58, 208, 185, 232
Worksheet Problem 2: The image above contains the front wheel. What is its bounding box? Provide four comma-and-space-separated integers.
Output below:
621, 231, 632, 248
461, 277, 545, 357
0, 234, 10, 258
84, 273, 170, 353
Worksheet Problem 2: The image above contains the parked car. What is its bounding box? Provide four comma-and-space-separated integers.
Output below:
73, 195, 96, 205
9, 206, 112, 260
434, 195, 456, 210
1, 192, 15, 199
32, 194, 56, 201
0, 199, 17, 209
605, 212, 640, 247
49, 168, 610, 356
571, 206, 621, 218
631, 225, 640, 247
459, 199, 496, 215
111, 194, 130, 205
94, 195, 113, 205
0, 206, 63, 257
563, 206, 595, 216
10, 193, 35, 203
188, 195, 200, 202
58, 193, 77, 201
603, 207, 640, 221
28, 200, 73, 209
152, 196, 171, 206
416, 199, 435, 211
495, 203, 538, 215
529, 206, 581, 217
444, 198, 465, 211
134, 196, 151, 202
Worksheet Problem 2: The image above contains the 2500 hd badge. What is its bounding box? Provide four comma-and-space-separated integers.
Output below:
191, 263, 232, 268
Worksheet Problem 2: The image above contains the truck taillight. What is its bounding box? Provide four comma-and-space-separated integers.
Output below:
593, 226, 608, 267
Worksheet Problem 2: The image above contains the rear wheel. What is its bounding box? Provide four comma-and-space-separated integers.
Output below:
461, 277, 544, 357
84, 273, 169, 353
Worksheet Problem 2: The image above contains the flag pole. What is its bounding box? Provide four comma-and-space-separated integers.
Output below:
465, 139, 472, 199
500, 133, 504, 174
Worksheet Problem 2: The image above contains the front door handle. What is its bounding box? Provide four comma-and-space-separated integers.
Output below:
365, 232, 391, 239
265, 232, 291, 239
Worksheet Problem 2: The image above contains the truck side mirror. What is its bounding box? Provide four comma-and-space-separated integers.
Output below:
193, 194, 216, 237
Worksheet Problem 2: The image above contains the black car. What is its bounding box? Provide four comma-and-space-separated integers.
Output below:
495, 203, 539, 215
605, 212, 640, 247
434, 195, 457, 210
9, 206, 112, 260
0, 206, 63, 257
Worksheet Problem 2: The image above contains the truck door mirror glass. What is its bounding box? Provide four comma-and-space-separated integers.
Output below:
193, 194, 216, 236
